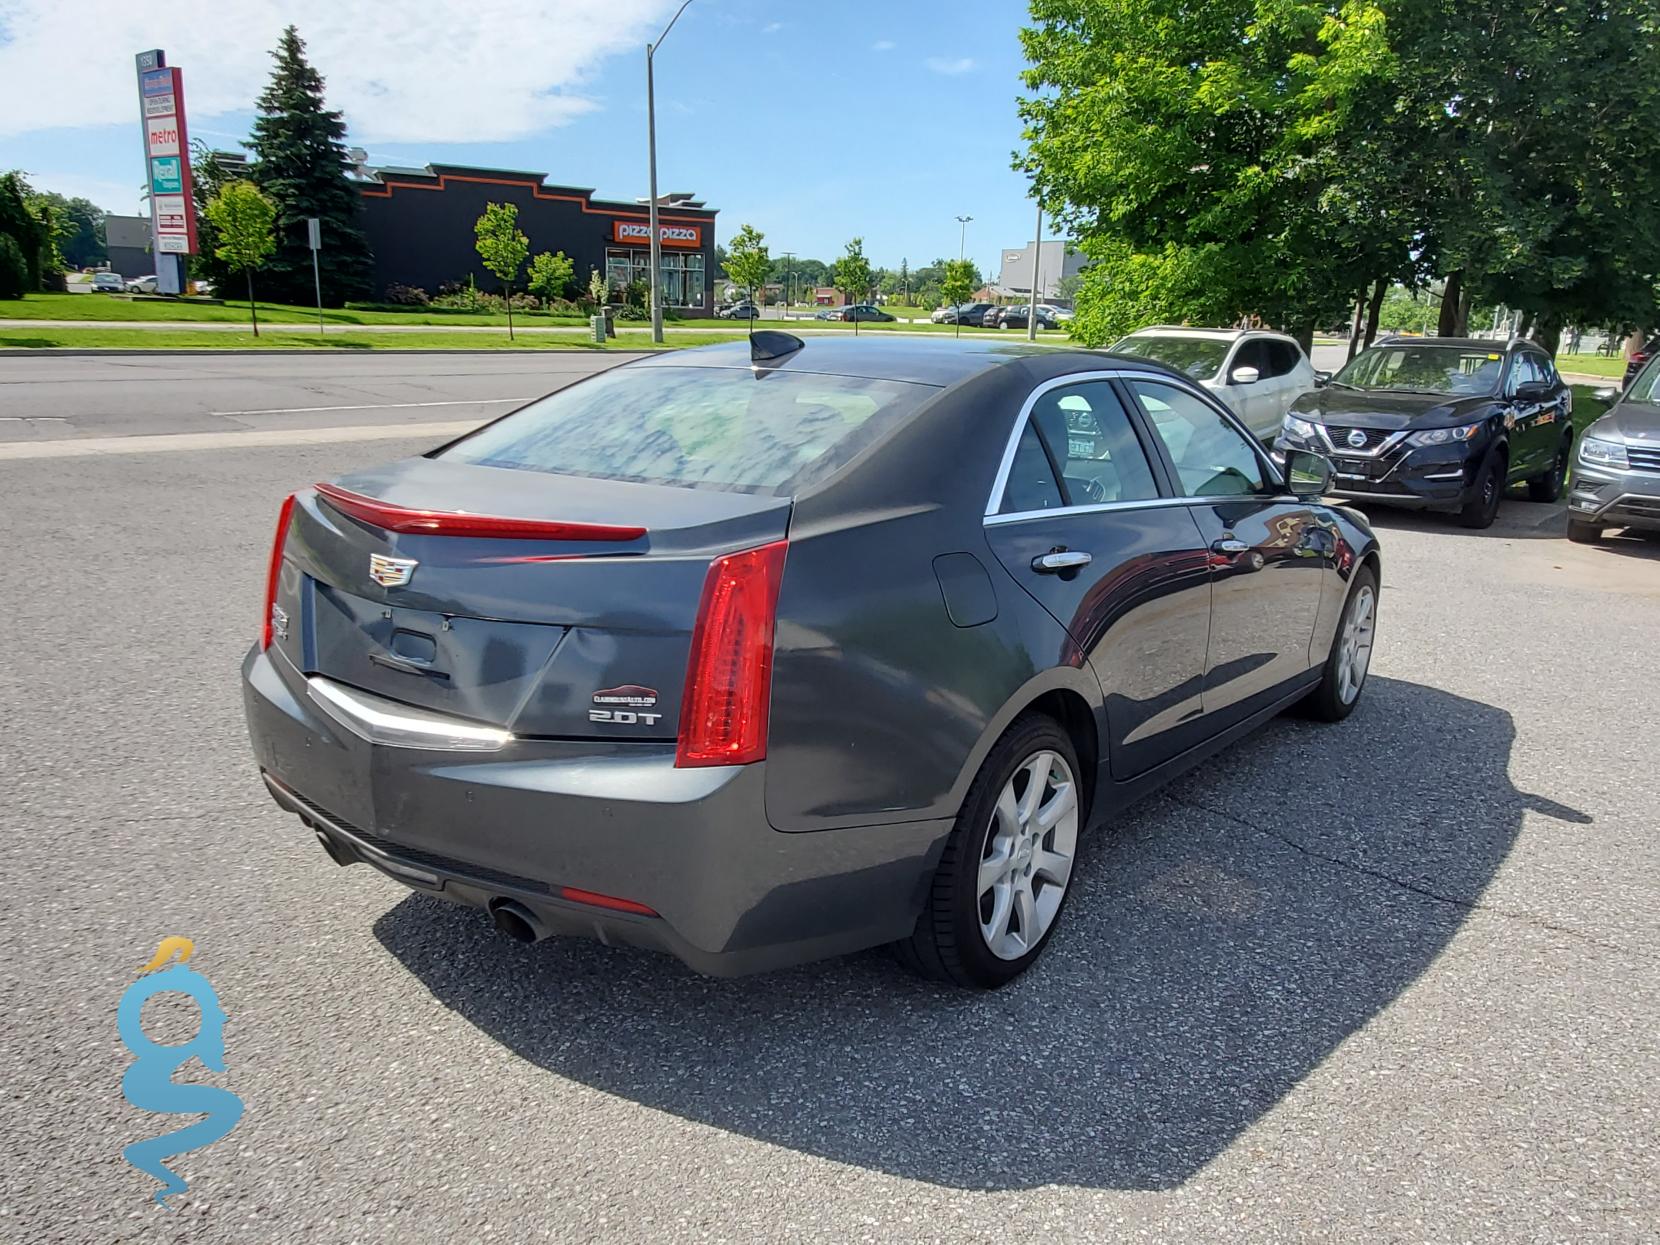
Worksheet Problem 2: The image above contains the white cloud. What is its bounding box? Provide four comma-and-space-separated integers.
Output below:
925, 56, 976, 75
872, 40, 896, 52
0, 0, 678, 142
762, 21, 784, 34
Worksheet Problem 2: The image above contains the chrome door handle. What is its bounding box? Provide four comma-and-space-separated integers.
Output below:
1212, 538, 1250, 555
1032, 550, 1092, 573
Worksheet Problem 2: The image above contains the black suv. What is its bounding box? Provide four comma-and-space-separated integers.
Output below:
1274, 336, 1574, 528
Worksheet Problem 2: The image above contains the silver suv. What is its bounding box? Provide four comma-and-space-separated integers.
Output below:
1108, 327, 1321, 442
1569, 356, 1660, 543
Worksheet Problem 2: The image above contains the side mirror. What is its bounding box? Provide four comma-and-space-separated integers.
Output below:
1314, 370, 1333, 387
1513, 380, 1553, 401
1231, 366, 1261, 385
1284, 449, 1333, 499
1593, 386, 1619, 405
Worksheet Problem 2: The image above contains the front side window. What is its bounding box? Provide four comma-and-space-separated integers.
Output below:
1129, 379, 1268, 497
1507, 354, 1542, 395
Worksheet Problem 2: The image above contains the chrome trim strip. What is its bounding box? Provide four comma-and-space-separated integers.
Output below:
1316, 424, 1409, 458
306, 676, 514, 752
983, 369, 1282, 518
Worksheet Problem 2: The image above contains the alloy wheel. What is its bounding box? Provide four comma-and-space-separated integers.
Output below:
1337, 584, 1376, 705
977, 750, 1079, 960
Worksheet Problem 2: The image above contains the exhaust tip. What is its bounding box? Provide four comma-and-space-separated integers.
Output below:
489, 898, 548, 944
313, 828, 353, 867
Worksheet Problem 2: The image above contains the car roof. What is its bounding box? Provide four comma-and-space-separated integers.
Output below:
1123, 326, 1298, 344
631, 334, 1179, 387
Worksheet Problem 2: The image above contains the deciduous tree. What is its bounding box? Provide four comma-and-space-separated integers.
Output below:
474, 202, 529, 339
724, 224, 771, 322
203, 181, 277, 334
527, 250, 575, 307
833, 237, 874, 333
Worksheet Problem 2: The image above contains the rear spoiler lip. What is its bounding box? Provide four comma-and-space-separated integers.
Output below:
312, 482, 648, 542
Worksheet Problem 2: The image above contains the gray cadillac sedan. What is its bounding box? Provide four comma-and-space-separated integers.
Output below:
1568, 357, 1660, 542
243, 334, 1380, 988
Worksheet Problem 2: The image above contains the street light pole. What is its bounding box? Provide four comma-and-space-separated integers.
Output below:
955, 215, 973, 261
1027, 200, 1044, 342
646, 0, 694, 346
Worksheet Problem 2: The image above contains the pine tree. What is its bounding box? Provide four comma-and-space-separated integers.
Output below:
248, 26, 373, 306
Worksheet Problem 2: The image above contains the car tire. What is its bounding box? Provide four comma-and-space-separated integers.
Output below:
1300, 565, 1378, 723
897, 714, 1083, 990
1528, 434, 1572, 502
1457, 455, 1504, 529
1566, 517, 1604, 544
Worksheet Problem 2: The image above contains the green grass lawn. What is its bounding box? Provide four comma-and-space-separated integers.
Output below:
0, 292, 600, 328
0, 327, 751, 351
1556, 353, 1627, 379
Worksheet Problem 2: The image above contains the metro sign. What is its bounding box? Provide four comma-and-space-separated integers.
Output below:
146, 117, 181, 156
612, 220, 701, 248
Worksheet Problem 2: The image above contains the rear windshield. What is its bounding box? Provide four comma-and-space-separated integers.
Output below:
438, 365, 937, 494
1110, 335, 1228, 380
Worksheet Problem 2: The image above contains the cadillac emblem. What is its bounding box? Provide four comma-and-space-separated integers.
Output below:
369, 553, 418, 588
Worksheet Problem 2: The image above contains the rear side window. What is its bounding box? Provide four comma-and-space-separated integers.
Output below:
999, 381, 1162, 513
440, 365, 936, 494
1267, 340, 1302, 377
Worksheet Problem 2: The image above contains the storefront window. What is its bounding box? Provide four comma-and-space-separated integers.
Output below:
605, 247, 706, 308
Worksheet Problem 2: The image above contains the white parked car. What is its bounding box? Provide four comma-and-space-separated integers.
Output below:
125, 274, 159, 294
1108, 327, 1323, 441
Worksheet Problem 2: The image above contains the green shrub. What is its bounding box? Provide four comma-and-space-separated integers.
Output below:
0, 234, 26, 299
382, 283, 429, 305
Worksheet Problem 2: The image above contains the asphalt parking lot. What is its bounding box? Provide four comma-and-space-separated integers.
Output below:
2, 353, 1655, 1243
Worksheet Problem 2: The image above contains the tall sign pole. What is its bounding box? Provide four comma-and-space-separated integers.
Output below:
135, 50, 199, 295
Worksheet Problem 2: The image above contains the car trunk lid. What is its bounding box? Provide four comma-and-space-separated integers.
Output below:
272, 458, 791, 739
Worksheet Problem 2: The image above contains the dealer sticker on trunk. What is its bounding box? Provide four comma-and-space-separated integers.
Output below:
590, 685, 662, 726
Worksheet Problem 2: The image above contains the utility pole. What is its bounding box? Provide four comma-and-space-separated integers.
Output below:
646, 0, 694, 345
1027, 201, 1044, 342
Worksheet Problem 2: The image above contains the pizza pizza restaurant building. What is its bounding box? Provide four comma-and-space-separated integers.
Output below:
353, 162, 718, 312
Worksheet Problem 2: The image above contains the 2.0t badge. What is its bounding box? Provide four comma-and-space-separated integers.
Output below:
369, 553, 418, 588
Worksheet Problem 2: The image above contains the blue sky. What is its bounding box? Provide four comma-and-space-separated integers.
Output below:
1, 0, 1049, 273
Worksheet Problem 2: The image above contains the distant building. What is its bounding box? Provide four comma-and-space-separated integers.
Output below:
351, 162, 718, 312
812, 287, 845, 307
104, 215, 153, 279
994, 240, 1087, 302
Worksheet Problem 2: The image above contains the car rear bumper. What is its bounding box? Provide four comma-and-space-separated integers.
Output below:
242, 645, 952, 976
1567, 466, 1660, 531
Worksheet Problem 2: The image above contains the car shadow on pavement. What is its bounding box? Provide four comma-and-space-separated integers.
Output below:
1344, 496, 1570, 540
374, 675, 1588, 1192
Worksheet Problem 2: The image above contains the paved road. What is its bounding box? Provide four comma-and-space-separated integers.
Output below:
3, 354, 1656, 1243
0, 352, 639, 440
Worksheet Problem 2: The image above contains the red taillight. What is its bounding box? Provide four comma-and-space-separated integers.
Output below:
558, 886, 658, 916
313, 481, 645, 542
260, 493, 297, 650
675, 541, 788, 768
